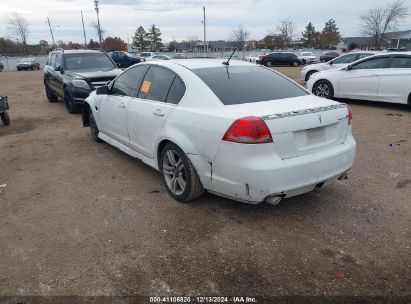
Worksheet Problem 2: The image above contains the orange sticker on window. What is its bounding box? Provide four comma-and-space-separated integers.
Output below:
140, 80, 151, 93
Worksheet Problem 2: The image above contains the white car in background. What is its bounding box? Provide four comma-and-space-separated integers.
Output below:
298, 51, 317, 64
246, 53, 262, 63
147, 54, 172, 61
83, 59, 355, 205
139, 52, 156, 60
307, 52, 411, 105
300, 51, 378, 82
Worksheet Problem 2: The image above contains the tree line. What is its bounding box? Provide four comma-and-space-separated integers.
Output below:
1, 0, 409, 56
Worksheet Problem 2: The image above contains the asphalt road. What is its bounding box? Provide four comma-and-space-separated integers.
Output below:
0, 69, 410, 300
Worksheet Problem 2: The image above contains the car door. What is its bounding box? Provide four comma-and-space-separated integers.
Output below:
338, 56, 390, 100
377, 55, 411, 104
99, 65, 149, 145
53, 52, 65, 97
126, 65, 184, 158
45, 53, 56, 91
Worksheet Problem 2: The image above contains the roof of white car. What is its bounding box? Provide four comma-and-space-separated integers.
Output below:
157, 58, 253, 70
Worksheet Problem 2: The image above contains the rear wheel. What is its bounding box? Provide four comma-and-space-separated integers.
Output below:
313, 80, 334, 99
302, 59, 306, 64
1, 111, 10, 126
160, 143, 204, 202
291, 60, 299, 67
64, 89, 80, 114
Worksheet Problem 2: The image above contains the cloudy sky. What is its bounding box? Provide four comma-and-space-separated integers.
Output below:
1, 0, 411, 44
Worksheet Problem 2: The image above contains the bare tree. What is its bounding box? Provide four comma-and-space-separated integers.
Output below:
187, 35, 199, 52
360, 0, 409, 48
230, 25, 250, 50
7, 12, 30, 55
276, 18, 296, 49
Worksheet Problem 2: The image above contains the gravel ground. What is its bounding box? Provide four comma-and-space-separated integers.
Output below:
0, 69, 410, 300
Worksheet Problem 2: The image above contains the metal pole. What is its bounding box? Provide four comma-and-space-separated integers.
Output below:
94, 0, 103, 48
203, 6, 207, 53
81, 10, 87, 48
47, 17, 56, 47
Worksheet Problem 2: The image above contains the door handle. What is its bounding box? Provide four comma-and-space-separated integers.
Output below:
153, 109, 165, 117
119, 102, 127, 108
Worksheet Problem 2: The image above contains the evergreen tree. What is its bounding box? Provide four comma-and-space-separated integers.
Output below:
133, 26, 148, 51
146, 24, 162, 51
301, 22, 317, 47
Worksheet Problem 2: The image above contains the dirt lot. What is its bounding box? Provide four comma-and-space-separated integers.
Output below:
0, 69, 410, 299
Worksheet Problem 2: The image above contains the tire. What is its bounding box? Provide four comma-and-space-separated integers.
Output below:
64, 89, 80, 114
313, 80, 334, 99
45, 83, 58, 103
89, 110, 102, 142
160, 143, 205, 202
265, 61, 273, 67
17, 68, 20, 71
1, 111, 10, 126
291, 61, 299, 67
0, 67, 3, 72
305, 70, 318, 82
302, 59, 306, 65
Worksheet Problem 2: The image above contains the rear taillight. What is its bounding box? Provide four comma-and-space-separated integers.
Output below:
222, 116, 273, 144
347, 106, 353, 125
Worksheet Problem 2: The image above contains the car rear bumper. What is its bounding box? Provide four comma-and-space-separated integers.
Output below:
206, 135, 356, 204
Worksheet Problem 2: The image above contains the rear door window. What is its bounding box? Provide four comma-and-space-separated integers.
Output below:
166, 77, 186, 104
390, 56, 411, 68
192, 66, 308, 105
138, 66, 176, 102
332, 53, 358, 64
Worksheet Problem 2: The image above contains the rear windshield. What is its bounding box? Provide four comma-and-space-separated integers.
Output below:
192, 66, 308, 105
64, 53, 115, 70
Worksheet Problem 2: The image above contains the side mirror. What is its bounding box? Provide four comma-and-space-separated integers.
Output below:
96, 85, 109, 95
346, 64, 353, 71
54, 65, 61, 71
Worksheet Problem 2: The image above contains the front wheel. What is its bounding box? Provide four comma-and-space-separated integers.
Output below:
265, 61, 273, 67
160, 143, 205, 202
1, 111, 10, 126
45, 83, 58, 102
89, 110, 102, 142
64, 89, 80, 114
313, 80, 334, 99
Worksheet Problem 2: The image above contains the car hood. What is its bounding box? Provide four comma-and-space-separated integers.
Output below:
65, 68, 122, 79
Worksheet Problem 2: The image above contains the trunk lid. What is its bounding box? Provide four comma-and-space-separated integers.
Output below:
225, 95, 350, 159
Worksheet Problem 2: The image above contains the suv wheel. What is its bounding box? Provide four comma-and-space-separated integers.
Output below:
64, 89, 80, 114
1, 111, 10, 126
45, 83, 58, 103
89, 110, 102, 142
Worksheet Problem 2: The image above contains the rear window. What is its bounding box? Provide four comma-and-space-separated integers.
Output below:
192, 66, 308, 105
64, 53, 115, 70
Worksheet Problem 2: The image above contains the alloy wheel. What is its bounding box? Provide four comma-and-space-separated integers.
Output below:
315, 82, 330, 98
162, 150, 187, 196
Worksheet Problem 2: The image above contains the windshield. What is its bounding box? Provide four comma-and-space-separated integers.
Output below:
193, 66, 308, 105
64, 53, 115, 70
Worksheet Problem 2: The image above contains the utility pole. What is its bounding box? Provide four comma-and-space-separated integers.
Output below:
203, 6, 207, 53
81, 10, 87, 48
47, 17, 56, 47
94, 0, 103, 48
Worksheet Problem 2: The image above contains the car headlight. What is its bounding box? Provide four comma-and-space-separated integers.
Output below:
72, 79, 91, 89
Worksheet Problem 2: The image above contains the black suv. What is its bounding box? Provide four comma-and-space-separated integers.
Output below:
44, 49, 122, 113
259, 52, 302, 67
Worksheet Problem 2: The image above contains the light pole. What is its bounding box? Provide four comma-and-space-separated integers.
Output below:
94, 0, 103, 48
47, 17, 56, 47
202, 6, 207, 53
81, 10, 87, 48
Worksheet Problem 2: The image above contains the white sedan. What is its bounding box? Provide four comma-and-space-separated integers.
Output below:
83, 59, 356, 205
298, 51, 317, 64
300, 51, 378, 82
307, 52, 411, 105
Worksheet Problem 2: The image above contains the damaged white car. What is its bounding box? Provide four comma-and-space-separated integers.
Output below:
83, 59, 356, 205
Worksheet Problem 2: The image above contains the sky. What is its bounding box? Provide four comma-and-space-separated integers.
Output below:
1, 0, 411, 45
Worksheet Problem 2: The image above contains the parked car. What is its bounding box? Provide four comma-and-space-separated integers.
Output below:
0, 61, 4, 72
173, 53, 187, 59
259, 52, 302, 67
246, 53, 261, 63
140, 52, 156, 60
82, 59, 355, 205
17, 58, 40, 71
147, 54, 172, 61
300, 51, 378, 82
320, 52, 340, 63
307, 52, 411, 105
109, 51, 144, 68
43, 49, 122, 114
298, 51, 317, 64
